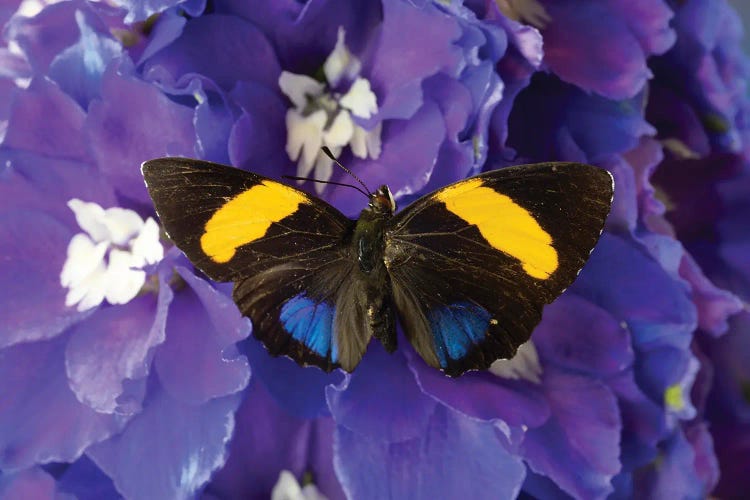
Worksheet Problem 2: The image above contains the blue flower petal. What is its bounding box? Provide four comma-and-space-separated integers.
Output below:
335, 404, 526, 499
0, 335, 121, 469
87, 387, 240, 499
326, 343, 436, 442
154, 267, 250, 405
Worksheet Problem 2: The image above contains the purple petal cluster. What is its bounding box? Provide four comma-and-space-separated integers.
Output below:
0, 0, 749, 498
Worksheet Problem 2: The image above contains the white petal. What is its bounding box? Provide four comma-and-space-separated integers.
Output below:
323, 27, 361, 87
60, 234, 108, 288
66, 262, 109, 311
130, 217, 164, 266
271, 471, 303, 500
488, 340, 542, 383
102, 207, 144, 246
322, 110, 354, 148
271, 470, 327, 500
365, 122, 383, 159
349, 126, 368, 159
313, 154, 334, 192
339, 77, 378, 119
350, 123, 382, 159
279, 71, 325, 109
67, 199, 109, 242
286, 109, 327, 178
104, 249, 146, 305
300, 485, 327, 500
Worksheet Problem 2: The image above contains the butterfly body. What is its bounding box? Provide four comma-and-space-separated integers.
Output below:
142, 158, 613, 376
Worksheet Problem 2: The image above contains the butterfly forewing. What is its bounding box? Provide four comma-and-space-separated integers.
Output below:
385, 162, 614, 376
142, 157, 370, 371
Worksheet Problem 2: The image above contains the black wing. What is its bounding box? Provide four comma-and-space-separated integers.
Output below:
385, 162, 613, 376
142, 157, 370, 371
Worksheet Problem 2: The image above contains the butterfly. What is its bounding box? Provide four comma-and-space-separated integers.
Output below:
141, 157, 613, 376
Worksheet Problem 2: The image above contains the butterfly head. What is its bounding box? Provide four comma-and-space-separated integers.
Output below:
369, 185, 396, 215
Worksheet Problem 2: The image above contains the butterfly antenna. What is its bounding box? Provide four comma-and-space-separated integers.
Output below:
321, 146, 372, 196
282, 175, 371, 199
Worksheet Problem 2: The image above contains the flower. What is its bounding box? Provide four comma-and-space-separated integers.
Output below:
0, 0, 749, 498
281, 27, 382, 190
60, 199, 164, 311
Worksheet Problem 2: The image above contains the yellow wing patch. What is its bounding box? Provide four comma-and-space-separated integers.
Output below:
435, 178, 558, 279
200, 181, 309, 263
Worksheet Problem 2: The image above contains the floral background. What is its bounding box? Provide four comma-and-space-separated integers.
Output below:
0, 0, 749, 498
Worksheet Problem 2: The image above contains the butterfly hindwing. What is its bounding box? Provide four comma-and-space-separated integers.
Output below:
142, 157, 370, 371
385, 162, 614, 376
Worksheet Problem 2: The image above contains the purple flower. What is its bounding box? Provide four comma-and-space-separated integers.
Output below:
1, 0, 749, 498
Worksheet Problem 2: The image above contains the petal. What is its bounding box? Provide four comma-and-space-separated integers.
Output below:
228, 80, 289, 177
0, 335, 120, 469
323, 27, 361, 88
59, 234, 107, 290
206, 381, 345, 499
326, 344, 436, 442
3, 77, 88, 162
507, 74, 654, 163
0, 210, 86, 348
533, 294, 633, 377
312, 151, 334, 191
679, 252, 742, 336
142, 14, 281, 91
130, 218, 164, 266
286, 110, 327, 178
322, 110, 354, 149
634, 426, 717, 498
407, 348, 549, 429
5, 1, 106, 74
101, 207, 143, 246
216, 0, 380, 75
136, 8, 188, 64
66, 199, 109, 243
56, 456, 120, 499
608, 371, 666, 470
85, 60, 196, 205
0, 467, 59, 499
244, 337, 343, 419
67, 264, 109, 312
64, 276, 172, 414
0, 151, 116, 221
102, 250, 146, 306
572, 233, 697, 352
113, 0, 205, 24
335, 404, 526, 499
540, 0, 675, 99
279, 71, 325, 110
153, 267, 250, 405
489, 341, 543, 384
339, 78, 377, 119
47, 9, 122, 109
87, 388, 240, 499
367, 0, 463, 121
522, 370, 622, 499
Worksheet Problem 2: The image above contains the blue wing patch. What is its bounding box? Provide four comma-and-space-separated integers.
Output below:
280, 294, 337, 361
428, 302, 491, 367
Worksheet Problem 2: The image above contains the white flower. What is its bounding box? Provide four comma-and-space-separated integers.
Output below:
280, 27, 381, 193
60, 199, 164, 311
271, 471, 328, 500
489, 340, 543, 383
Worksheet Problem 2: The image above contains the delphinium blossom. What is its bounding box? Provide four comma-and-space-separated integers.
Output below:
0, 0, 748, 498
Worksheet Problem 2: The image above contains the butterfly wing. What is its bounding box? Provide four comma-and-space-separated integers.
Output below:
385, 162, 614, 376
142, 157, 369, 371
